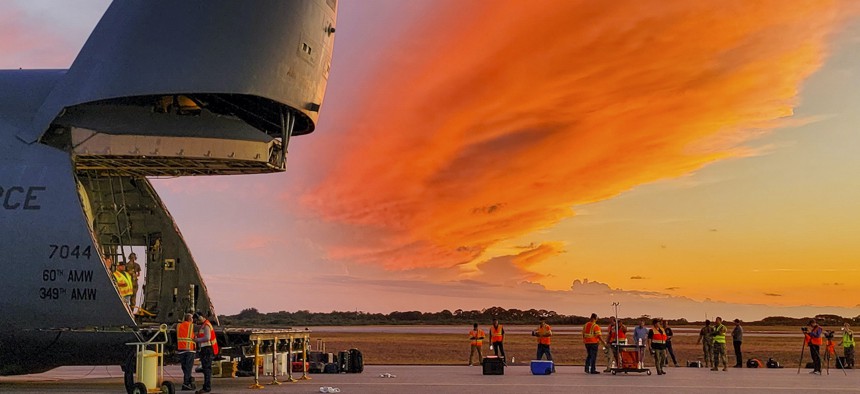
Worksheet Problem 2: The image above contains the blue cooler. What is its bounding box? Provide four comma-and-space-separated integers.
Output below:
530, 360, 553, 375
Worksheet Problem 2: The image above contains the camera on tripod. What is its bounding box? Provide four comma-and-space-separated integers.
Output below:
801, 327, 808, 333
824, 330, 835, 340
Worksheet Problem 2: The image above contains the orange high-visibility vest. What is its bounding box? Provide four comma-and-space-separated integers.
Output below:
469, 329, 485, 346
608, 324, 627, 343
177, 321, 196, 351
490, 325, 504, 342
113, 271, 133, 297
583, 322, 601, 344
651, 328, 667, 344
197, 319, 219, 355
807, 329, 823, 346
537, 325, 552, 345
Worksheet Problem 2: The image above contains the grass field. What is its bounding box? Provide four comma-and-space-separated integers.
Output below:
312, 325, 847, 369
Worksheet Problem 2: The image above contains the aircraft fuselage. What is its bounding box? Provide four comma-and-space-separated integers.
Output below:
0, 0, 336, 375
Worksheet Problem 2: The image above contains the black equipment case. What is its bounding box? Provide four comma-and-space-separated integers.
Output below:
482, 356, 504, 375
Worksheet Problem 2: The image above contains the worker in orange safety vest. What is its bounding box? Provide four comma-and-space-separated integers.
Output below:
583, 313, 607, 374
490, 318, 506, 364
468, 323, 485, 366
806, 319, 824, 374
195, 313, 219, 393
606, 316, 627, 370
533, 316, 555, 372
177, 313, 196, 391
648, 318, 668, 375
112, 263, 134, 308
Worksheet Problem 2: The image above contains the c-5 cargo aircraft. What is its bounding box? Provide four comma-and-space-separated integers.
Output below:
0, 0, 336, 375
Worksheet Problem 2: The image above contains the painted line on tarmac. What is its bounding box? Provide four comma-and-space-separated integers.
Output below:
329, 382, 860, 391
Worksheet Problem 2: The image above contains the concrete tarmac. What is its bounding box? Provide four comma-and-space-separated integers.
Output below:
0, 364, 857, 393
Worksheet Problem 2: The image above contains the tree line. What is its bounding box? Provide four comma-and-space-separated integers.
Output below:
219, 307, 860, 327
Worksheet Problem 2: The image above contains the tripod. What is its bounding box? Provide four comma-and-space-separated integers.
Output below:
824, 337, 848, 376
796, 335, 806, 374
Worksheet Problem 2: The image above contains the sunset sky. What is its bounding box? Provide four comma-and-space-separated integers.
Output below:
4, 0, 860, 321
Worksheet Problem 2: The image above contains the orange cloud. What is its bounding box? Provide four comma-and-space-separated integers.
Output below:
303, 0, 859, 269
471, 242, 564, 285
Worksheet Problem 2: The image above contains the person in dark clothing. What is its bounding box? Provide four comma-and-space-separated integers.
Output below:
806, 319, 823, 374
194, 313, 218, 393
662, 320, 679, 367
489, 319, 506, 364
732, 319, 744, 367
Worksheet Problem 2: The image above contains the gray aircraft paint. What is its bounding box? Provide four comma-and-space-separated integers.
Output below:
0, 0, 336, 375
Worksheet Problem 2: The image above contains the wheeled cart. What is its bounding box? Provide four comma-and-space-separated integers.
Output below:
127, 324, 176, 394
609, 344, 651, 375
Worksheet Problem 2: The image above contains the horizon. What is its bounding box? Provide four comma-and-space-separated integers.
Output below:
219, 306, 858, 325
3, 0, 860, 322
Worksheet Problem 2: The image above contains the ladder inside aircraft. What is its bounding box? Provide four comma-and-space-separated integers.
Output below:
84, 174, 134, 266
80, 174, 159, 320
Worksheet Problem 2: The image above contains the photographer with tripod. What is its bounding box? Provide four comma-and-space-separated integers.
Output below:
803, 319, 824, 375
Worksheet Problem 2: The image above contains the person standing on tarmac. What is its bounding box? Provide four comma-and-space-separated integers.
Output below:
648, 318, 668, 375
194, 313, 219, 394
805, 319, 823, 375
732, 319, 744, 367
606, 317, 627, 369
633, 319, 649, 367
583, 313, 606, 374
662, 320, 679, 367
696, 320, 713, 368
711, 317, 728, 371
177, 313, 196, 391
468, 323, 485, 366
533, 317, 555, 372
839, 322, 855, 369
489, 319, 506, 364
